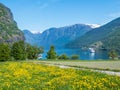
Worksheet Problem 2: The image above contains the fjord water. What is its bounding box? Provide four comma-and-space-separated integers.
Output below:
43, 49, 109, 60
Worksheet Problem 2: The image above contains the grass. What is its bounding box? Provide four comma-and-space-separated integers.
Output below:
37, 60, 120, 72
0, 61, 120, 90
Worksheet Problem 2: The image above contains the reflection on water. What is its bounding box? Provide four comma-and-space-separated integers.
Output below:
43, 48, 109, 60
89, 53, 95, 60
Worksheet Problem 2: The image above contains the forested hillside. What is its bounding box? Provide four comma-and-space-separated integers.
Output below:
66, 17, 120, 51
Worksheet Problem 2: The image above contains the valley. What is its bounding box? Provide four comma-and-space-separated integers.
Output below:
0, 1, 120, 90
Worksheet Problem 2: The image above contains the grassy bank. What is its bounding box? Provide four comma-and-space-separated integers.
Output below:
0, 61, 120, 90
36, 60, 120, 72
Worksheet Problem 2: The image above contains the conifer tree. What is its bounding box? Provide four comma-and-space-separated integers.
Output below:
46, 45, 57, 59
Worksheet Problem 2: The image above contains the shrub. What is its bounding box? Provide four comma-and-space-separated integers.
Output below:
58, 54, 69, 60
108, 50, 118, 60
71, 54, 79, 60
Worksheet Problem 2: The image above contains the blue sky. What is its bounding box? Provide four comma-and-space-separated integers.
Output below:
0, 0, 120, 32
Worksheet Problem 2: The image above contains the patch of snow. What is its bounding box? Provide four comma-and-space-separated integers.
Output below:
86, 24, 101, 28
31, 31, 41, 34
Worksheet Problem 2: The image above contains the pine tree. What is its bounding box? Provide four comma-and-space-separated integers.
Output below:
46, 45, 57, 59
0, 43, 11, 61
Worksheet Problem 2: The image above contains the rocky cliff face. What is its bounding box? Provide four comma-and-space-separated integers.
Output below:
0, 3, 24, 43
23, 24, 93, 48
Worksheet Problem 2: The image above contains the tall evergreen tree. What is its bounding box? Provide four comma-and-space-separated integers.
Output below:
11, 41, 26, 60
0, 43, 11, 61
46, 45, 57, 59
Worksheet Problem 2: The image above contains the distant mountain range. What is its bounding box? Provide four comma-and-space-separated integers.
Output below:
66, 17, 120, 51
0, 3, 24, 43
1, 2, 120, 51
23, 24, 94, 48
23, 30, 41, 46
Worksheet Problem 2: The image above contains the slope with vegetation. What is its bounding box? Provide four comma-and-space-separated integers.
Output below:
66, 17, 120, 51
0, 3, 24, 43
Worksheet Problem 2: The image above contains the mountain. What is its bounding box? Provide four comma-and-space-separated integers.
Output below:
0, 3, 24, 43
23, 24, 93, 48
66, 17, 120, 51
23, 30, 41, 45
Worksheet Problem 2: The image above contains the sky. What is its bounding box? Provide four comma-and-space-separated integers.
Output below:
0, 0, 120, 33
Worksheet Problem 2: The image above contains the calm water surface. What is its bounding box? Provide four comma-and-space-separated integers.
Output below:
43, 48, 109, 60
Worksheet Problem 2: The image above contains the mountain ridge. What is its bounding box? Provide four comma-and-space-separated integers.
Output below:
66, 17, 120, 51
23, 24, 93, 48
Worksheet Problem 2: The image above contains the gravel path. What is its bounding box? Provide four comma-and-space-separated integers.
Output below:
93, 70, 120, 76
35, 61, 120, 77
48, 64, 120, 76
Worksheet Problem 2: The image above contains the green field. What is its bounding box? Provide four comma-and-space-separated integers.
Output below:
0, 61, 120, 90
37, 60, 120, 71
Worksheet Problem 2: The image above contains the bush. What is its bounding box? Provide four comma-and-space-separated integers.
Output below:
71, 54, 79, 60
9, 57, 15, 61
108, 50, 118, 60
58, 54, 69, 60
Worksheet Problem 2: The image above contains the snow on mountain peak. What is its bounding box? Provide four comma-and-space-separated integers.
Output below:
87, 24, 101, 28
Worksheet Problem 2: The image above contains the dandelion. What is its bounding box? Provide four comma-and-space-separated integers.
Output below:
0, 62, 119, 90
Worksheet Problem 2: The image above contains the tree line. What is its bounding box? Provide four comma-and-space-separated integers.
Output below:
0, 41, 118, 61
46, 45, 119, 60
0, 41, 79, 61
0, 41, 44, 61
46, 45, 80, 60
